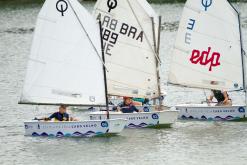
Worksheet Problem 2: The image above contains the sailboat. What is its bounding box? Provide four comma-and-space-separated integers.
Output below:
168, 0, 247, 121
89, 0, 179, 128
19, 0, 127, 137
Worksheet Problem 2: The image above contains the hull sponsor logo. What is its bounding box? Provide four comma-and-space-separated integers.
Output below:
152, 113, 159, 120
101, 121, 109, 128
143, 107, 150, 112
128, 116, 148, 120
238, 107, 245, 113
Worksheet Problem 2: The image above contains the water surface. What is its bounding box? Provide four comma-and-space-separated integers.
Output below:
0, 2, 247, 165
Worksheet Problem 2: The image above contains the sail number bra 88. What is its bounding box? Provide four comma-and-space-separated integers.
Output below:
97, 14, 144, 56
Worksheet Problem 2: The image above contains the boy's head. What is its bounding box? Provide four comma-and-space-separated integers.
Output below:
59, 105, 68, 114
123, 97, 132, 105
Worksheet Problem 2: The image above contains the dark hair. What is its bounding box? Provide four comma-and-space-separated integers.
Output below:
123, 97, 132, 100
60, 105, 68, 109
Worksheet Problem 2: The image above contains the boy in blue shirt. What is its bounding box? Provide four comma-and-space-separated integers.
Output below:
44, 105, 70, 121
116, 97, 142, 113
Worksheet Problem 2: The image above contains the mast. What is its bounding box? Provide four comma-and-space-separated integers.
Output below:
151, 16, 162, 108
168, 0, 244, 92
157, 16, 162, 107
238, 13, 247, 109
151, 17, 157, 55
230, 0, 247, 107
67, 0, 106, 68
99, 20, 110, 119
94, 0, 161, 99
231, 2, 246, 93
157, 16, 162, 55
69, 0, 109, 113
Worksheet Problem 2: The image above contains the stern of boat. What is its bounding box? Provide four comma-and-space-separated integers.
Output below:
175, 104, 246, 121
107, 119, 127, 134
157, 110, 179, 125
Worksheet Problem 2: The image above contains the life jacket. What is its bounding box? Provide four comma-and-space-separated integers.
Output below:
213, 90, 229, 102
119, 102, 138, 113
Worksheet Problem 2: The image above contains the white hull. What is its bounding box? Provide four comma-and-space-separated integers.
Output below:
89, 110, 179, 128
88, 105, 161, 112
176, 104, 246, 121
24, 119, 127, 137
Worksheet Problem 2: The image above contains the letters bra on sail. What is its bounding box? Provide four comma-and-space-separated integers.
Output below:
94, 0, 160, 98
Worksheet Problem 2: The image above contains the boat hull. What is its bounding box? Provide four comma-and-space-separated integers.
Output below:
86, 105, 161, 112
24, 119, 127, 137
176, 104, 246, 121
89, 110, 179, 128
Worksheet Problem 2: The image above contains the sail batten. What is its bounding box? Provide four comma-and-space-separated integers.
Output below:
168, 0, 243, 91
20, 0, 106, 106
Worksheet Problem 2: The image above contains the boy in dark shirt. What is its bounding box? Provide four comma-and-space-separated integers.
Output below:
208, 90, 232, 106
44, 105, 70, 121
116, 97, 142, 113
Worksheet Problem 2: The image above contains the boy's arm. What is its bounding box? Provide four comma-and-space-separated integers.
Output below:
133, 106, 140, 112
48, 113, 56, 120
208, 93, 214, 102
223, 91, 229, 103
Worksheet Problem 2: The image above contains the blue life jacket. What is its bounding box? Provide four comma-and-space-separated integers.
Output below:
48, 112, 69, 121
119, 103, 139, 113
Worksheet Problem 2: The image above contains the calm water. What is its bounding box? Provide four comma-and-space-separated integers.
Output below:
1, 2, 247, 165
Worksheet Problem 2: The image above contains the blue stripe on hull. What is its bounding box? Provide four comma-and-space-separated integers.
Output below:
31, 131, 105, 137
180, 115, 242, 121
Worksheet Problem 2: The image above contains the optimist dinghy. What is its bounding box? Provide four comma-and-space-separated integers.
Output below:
89, 0, 179, 128
19, 0, 126, 137
168, 0, 247, 121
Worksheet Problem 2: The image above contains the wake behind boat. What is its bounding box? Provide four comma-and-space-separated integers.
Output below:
19, 0, 126, 137
168, 0, 247, 121
89, 0, 179, 127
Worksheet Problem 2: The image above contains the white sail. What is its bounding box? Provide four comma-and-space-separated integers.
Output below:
94, 0, 160, 98
168, 0, 244, 91
20, 0, 106, 106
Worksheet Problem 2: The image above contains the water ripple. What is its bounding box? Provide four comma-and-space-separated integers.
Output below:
0, 27, 34, 34
1, 2, 247, 165
161, 21, 179, 31
161, 19, 247, 31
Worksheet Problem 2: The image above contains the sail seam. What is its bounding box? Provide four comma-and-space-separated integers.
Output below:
106, 62, 157, 75
171, 61, 242, 83
179, 25, 240, 45
67, 0, 108, 70
126, 0, 161, 64
167, 82, 244, 92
